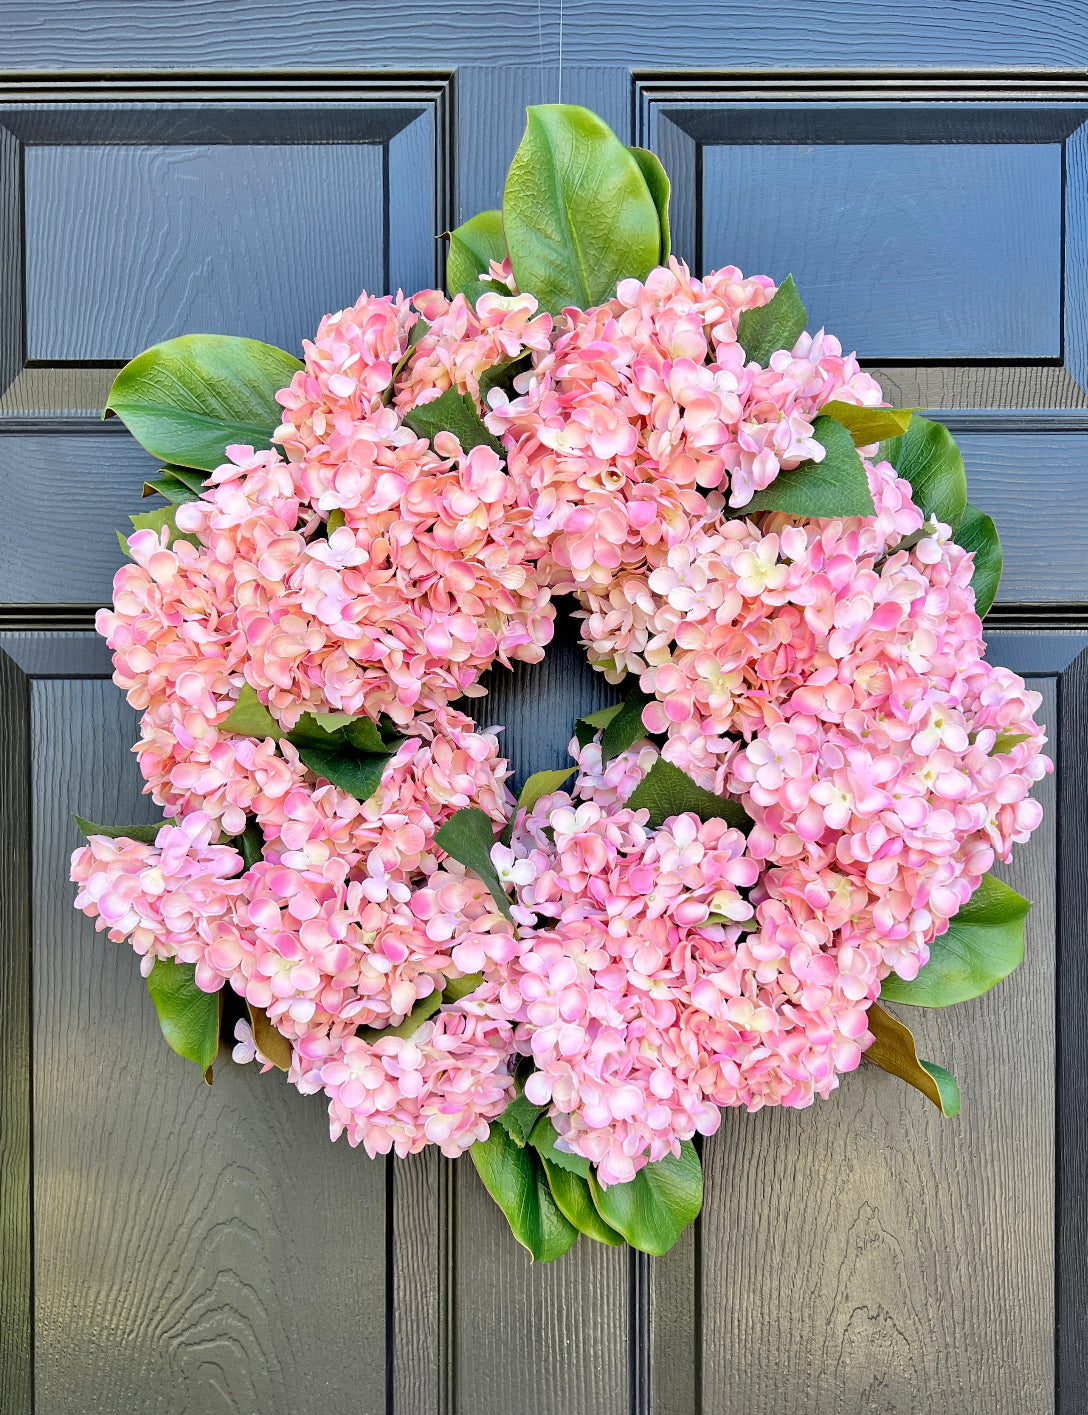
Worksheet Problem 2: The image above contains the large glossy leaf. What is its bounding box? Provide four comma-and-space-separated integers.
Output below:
879, 873, 1029, 1008
879, 414, 968, 530
75, 816, 163, 844
433, 807, 515, 922
294, 743, 390, 805
739, 416, 876, 520
502, 104, 661, 315
589, 1141, 703, 1256
145, 959, 221, 1082
863, 1002, 960, 1116
528, 1114, 590, 1178
142, 466, 204, 504
736, 275, 806, 365
821, 401, 913, 446
600, 685, 654, 764
623, 756, 750, 832
954, 502, 1003, 616
542, 1160, 624, 1246
447, 209, 509, 301
627, 147, 671, 262
246, 1001, 293, 1071
402, 386, 504, 455
470, 1125, 579, 1262
104, 334, 302, 471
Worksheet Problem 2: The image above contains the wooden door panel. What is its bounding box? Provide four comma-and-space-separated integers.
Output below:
1, 20, 1087, 1414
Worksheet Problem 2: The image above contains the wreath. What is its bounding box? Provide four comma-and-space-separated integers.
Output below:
71, 106, 1049, 1260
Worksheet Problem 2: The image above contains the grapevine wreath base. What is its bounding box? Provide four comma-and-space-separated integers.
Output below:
71, 106, 1048, 1259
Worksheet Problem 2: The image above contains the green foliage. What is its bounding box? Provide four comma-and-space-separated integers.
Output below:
433, 807, 515, 922
105, 333, 302, 471
879, 874, 1029, 1008
220, 683, 279, 738
623, 757, 750, 832
821, 400, 913, 445
447, 209, 509, 301
128, 502, 200, 548
879, 414, 968, 530
502, 768, 576, 845
588, 1142, 703, 1256
627, 146, 671, 262
600, 686, 654, 764
145, 959, 221, 1082
528, 1114, 590, 1178
954, 502, 1003, 616
293, 744, 391, 805
75, 816, 162, 844
470, 1125, 579, 1262
864, 1002, 960, 1116
496, 1091, 547, 1147
739, 416, 876, 519
402, 386, 505, 455
736, 275, 807, 365
542, 1160, 624, 1246
502, 105, 662, 314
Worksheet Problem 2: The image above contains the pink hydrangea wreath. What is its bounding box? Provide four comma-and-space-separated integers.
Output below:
70, 106, 1049, 1259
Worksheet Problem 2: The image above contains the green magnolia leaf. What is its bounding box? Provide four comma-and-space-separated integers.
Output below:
528, 1114, 590, 1178
245, 1001, 293, 1071
542, 1159, 624, 1246
739, 416, 876, 520
502, 767, 576, 845
402, 386, 505, 455
623, 757, 750, 832
146, 959, 221, 1082
220, 683, 279, 738
627, 146, 671, 262
992, 732, 1031, 755
736, 275, 807, 366
128, 503, 200, 548
954, 502, 1003, 616
358, 989, 444, 1044
433, 807, 515, 922
447, 209, 509, 302
294, 744, 390, 805
471, 1125, 579, 1262
600, 686, 654, 764
503, 104, 662, 315
75, 816, 163, 844
879, 874, 1029, 1008
589, 1141, 703, 1256
142, 470, 203, 504
821, 400, 914, 446
863, 1002, 960, 1117
879, 414, 968, 530
496, 1092, 547, 1147
104, 334, 302, 472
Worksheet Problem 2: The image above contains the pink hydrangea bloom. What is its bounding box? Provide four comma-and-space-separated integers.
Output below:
74, 262, 1050, 1189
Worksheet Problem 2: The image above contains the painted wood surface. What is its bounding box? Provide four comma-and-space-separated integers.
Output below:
2, 7, 1087, 1411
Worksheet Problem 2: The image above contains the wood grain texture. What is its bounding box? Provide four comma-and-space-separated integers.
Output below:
0, 647, 32, 1415
31, 679, 388, 1414
1, 1, 1087, 67
864, 366, 1088, 412
699, 677, 1057, 1415
1055, 643, 1088, 1413
456, 1155, 630, 1415
25, 141, 386, 359
702, 142, 1062, 360
392, 1148, 443, 1415
0, 431, 158, 605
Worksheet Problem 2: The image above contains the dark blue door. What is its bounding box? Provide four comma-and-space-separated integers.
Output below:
1, 14, 1086, 1414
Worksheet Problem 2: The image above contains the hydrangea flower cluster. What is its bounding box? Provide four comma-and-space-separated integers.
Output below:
72, 259, 1049, 1191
